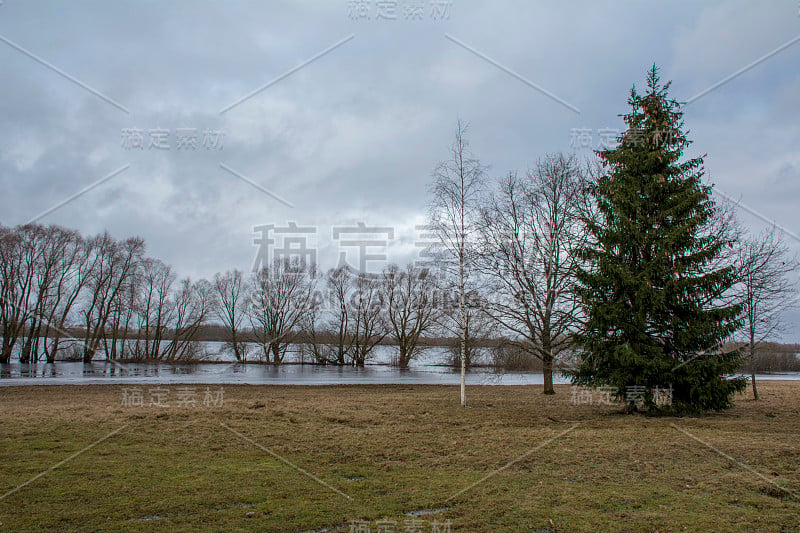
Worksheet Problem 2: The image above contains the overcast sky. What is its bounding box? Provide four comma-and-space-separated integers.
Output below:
1, 1, 799, 340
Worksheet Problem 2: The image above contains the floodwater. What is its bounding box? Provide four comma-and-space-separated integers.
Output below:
1, 362, 796, 387
0, 345, 553, 386
0, 360, 565, 386
1, 344, 797, 386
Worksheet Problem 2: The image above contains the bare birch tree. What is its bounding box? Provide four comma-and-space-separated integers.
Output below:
429, 120, 486, 406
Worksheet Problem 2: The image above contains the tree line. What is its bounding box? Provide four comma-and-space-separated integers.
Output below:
0, 143, 589, 387
0, 226, 215, 365
0, 222, 483, 371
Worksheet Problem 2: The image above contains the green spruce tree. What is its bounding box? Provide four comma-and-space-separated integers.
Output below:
571, 65, 745, 413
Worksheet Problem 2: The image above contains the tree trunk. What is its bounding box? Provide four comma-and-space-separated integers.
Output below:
46, 334, 60, 364
263, 343, 271, 364
0, 341, 12, 364
31, 329, 42, 363
20, 341, 31, 364
83, 343, 96, 364
750, 336, 758, 401
271, 342, 282, 365
542, 357, 555, 395
459, 336, 466, 406
398, 344, 410, 369
354, 350, 366, 367
459, 243, 467, 407
231, 329, 243, 362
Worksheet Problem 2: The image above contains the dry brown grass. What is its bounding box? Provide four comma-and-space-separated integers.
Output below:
0, 382, 798, 531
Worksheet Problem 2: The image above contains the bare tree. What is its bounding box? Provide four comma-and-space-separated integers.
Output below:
0, 225, 13, 362
128, 258, 175, 360
323, 266, 353, 365
248, 258, 317, 364
382, 264, 438, 369
477, 154, 586, 394
18, 225, 54, 362
734, 227, 799, 400
213, 269, 250, 361
106, 269, 136, 360
348, 273, 387, 366
165, 278, 217, 361
440, 288, 496, 369
0, 225, 33, 363
1, 225, 96, 363
81, 234, 144, 363
429, 120, 487, 406
300, 285, 332, 364
14, 225, 50, 363
304, 268, 388, 366
40, 229, 94, 363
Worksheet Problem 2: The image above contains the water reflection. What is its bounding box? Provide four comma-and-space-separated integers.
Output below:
0, 360, 568, 386
2, 345, 799, 386
8, 362, 59, 378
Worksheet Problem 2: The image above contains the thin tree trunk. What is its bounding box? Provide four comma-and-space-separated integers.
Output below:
459, 221, 467, 407
459, 301, 466, 406
47, 336, 59, 364
1, 338, 13, 364
750, 332, 758, 401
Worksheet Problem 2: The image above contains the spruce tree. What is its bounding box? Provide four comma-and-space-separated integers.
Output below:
571, 66, 745, 413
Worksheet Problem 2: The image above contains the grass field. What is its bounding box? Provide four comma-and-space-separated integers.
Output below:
0, 382, 798, 532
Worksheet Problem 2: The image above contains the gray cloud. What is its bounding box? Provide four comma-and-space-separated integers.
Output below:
1, 0, 798, 340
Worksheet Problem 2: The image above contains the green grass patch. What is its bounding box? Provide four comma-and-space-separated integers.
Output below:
1, 383, 798, 531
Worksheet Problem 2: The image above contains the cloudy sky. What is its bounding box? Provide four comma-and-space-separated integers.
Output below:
1, 1, 799, 340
